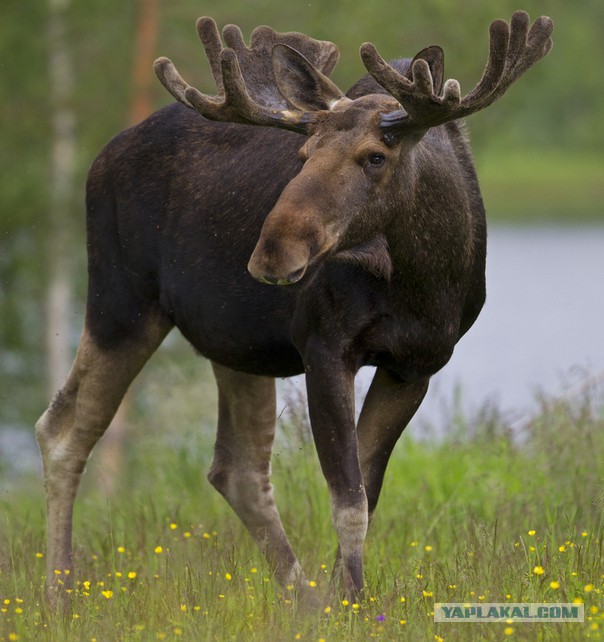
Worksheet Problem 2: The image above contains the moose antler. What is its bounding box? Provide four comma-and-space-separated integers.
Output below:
154, 17, 339, 132
360, 11, 553, 141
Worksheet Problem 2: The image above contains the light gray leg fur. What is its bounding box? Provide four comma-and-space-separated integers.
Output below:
35, 319, 169, 607
208, 362, 305, 588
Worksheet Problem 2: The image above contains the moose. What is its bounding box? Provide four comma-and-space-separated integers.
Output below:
36, 11, 553, 605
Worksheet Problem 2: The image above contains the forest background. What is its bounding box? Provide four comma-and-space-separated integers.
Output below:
1, 0, 603, 455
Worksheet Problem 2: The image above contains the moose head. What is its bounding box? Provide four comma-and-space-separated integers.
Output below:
155, 12, 552, 286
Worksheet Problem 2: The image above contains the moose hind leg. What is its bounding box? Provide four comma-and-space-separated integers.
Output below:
35, 314, 170, 605
208, 362, 304, 588
327, 367, 428, 591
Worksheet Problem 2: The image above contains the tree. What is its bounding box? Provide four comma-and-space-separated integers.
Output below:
94, 0, 161, 495
46, 0, 76, 398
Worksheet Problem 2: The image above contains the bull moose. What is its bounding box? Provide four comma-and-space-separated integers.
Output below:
36, 11, 553, 604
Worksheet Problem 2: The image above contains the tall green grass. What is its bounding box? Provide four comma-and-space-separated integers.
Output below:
1, 355, 603, 641
476, 149, 604, 222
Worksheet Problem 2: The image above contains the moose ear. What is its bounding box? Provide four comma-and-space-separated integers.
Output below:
272, 44, 347, 111
406, 45, 445, 95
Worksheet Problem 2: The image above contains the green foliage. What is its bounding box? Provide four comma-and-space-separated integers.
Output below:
477, 149, 604, 221
1, 385, 603, 640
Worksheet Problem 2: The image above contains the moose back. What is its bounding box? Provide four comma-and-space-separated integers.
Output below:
36, 12, 553, 604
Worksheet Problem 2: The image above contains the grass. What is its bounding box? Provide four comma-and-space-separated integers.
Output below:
1, 351, 603, 641
476, 148, 604, 222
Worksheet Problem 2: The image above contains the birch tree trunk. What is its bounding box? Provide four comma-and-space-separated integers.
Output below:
95, 0, 161, 495
46, 0, 75, 399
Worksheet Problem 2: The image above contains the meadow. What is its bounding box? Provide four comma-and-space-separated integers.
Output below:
1, 351, 603, 641
477, 149, 604, 222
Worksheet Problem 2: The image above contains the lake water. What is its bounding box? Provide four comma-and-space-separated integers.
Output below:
281, 225, 604, 434
2, 225, 603, 473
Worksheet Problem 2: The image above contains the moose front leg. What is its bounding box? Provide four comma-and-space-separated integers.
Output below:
304, 347, 367, 597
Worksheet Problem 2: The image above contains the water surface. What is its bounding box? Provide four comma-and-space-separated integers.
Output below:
282, 225, 604, 434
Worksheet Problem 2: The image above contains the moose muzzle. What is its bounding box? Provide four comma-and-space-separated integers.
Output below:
247, 205, 334, 286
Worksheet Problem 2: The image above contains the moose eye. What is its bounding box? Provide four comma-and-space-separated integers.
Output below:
367, 152, 386, 167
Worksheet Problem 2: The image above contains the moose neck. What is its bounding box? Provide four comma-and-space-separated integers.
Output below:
337, 133, 477, 292
395, 131, 476, 272
331, 137, 479, 343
